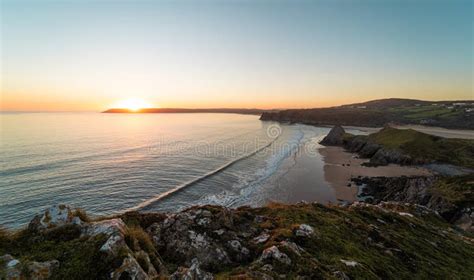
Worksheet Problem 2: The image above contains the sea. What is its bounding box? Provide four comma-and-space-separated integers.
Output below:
1, 112, 353, 229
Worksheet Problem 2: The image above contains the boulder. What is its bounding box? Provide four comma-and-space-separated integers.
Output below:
340, 259, 359, 267
28, 204, 82, 232
320, 125, 345, 146
26, 260, 60, 280
1, 254, 21, 280
294, 224, 314, 238
344, 135, 368, 153
454, 208, 474, 233
259, 246, 291, 265
279, 241, 304, 256
253, 232, 270, 244
0, 255, 59, 280
369, 148, 412, 166
170, 258, 214, 280
226, 240, 250, 261
82, 218, 127, 256
358, 142, 382, 158
110, 254, 149, 280
147, 208, 238, 270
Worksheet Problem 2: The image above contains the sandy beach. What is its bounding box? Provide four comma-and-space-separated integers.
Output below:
259, 137, 433, 205
258, 123, 470, 206
318, 146, 432, 201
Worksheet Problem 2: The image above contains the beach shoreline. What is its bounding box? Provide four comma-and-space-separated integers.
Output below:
318, 146, 433, 202
258, 133, 434, 206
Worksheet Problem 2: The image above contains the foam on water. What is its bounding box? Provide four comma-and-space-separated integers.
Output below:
198, 125, 309, 207
123, 132, 281, 212
0, 113, 332, 228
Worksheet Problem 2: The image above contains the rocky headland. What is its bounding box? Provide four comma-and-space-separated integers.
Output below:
320, 125, 474, 169
260, 98, 474, 129
1, 201, 474, 280
319, 125, 473, 233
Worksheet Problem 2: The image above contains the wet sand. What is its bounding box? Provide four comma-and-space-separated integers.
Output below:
261, 124, 470, 206
318, 146, 432, 202
259, 137, 337, 205
260, 140, 432, 206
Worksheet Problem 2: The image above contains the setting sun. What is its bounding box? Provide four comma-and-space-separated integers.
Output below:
112, 98, 154, 111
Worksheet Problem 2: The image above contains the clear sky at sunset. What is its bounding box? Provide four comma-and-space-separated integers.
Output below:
1, 0, 472, 111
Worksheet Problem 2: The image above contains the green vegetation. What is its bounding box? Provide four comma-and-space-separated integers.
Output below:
0, 225, 111, 280
429, 175, 474, 208
385, 104, 466, 123
125, 226, 155, 255
262, 99, 473, 129
218, 203, 474, 279
2, 202, 473, 279
72, 208, 90, 223
368, 127, 474, 168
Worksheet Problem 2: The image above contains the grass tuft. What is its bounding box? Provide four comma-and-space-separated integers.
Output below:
125, 226, 155, 254
73, 208, 90, 223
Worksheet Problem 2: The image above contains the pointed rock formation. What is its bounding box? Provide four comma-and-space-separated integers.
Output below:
320, 125, 345, 146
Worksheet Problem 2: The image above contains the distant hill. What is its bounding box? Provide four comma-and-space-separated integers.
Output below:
342, 98, 472, 109
260, 98, 474, 129
103, 108, 274, 115
342, 98, 431, 109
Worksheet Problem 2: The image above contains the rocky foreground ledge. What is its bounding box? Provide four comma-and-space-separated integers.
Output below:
1, 202, 474, 280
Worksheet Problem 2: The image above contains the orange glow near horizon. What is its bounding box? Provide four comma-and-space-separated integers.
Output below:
2, 1, 472, 113
1, 84, 472, 112
111, 98, 155, 111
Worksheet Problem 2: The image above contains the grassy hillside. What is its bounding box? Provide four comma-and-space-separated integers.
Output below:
368, 127, 474, 169
2, 203, 474, 279
261, 98, 474, 129
429, 175, 474, 209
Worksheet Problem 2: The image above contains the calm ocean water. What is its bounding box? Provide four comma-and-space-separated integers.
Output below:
1, 113, 335, 228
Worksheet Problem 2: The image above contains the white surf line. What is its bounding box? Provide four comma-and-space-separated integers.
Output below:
123, 136, 280, 212
225, 130, 307, 208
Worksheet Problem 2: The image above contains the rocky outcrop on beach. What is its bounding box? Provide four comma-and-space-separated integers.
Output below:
2, 202, 474, 279
319, 125, 346, 146
322, 125, 474, 169
354, 175, 474, 233
319, 126, 417, 166
343, 134, 418, 166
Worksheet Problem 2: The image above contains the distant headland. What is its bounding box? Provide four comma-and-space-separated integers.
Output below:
103, 108, 275, 115
104, 98, 474, 130
260, 98, 474, 130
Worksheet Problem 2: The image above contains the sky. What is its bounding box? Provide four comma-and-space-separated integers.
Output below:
1, 0, 472, 111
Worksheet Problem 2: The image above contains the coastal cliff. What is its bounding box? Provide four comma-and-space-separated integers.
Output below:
320, 125, 474, 169
260, 108, 389, 127
353, 175, 474, 233
2, 202, 474, 279
318, 125, 473, 233
260, 98, 474, 129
